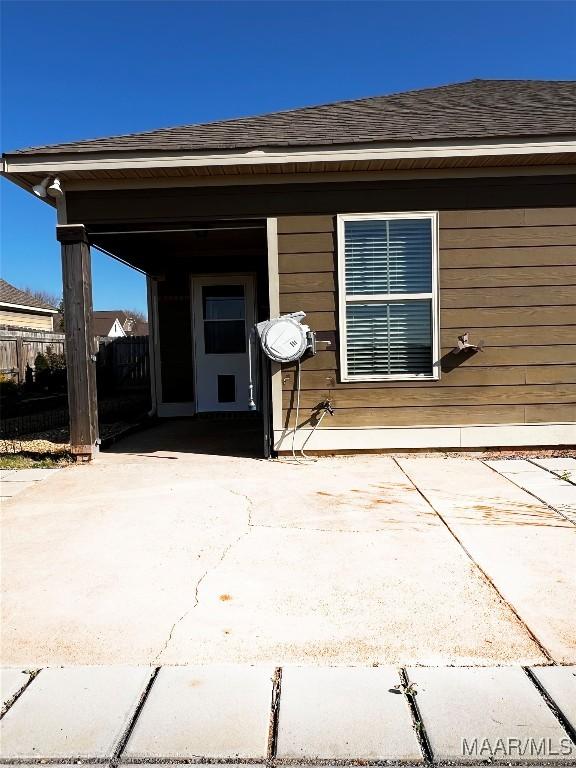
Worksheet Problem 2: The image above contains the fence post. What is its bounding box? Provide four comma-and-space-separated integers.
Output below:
15, 337, 25, 384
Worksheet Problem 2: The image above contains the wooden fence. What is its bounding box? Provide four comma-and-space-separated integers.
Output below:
0, 329, 66, 384
1, 335, 150, 440
97, 335, 150, 389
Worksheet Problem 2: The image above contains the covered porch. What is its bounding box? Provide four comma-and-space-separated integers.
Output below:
56, 215, 279, 459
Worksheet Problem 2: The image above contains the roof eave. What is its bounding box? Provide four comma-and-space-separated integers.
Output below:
4, 135, 576, 176
0, 301, 58, 314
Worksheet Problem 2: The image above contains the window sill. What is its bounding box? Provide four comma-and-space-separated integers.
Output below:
341, 373, 440, 383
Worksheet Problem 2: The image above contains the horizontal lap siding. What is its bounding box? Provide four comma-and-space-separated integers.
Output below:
278, 207, 576, 429
0, 311, 53, 331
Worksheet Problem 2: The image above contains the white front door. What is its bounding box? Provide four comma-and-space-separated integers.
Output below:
192, 275, 256, 412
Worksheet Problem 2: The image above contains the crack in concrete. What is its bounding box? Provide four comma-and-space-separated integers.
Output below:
152, 488, 253, 664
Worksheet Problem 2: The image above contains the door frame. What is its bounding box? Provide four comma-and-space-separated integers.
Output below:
190, 273, 258, 413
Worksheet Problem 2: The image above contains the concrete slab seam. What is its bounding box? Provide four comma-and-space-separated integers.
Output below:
392, 458, 555, 664
399, 668, 432, 764
0, 669, 41, 720
527, 459, 576, 488
113, 668, 161, 764
482, 461, 576, 527
523, 667, 576, 749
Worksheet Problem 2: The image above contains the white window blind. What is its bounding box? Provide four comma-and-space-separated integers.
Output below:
338, 213, 438, 381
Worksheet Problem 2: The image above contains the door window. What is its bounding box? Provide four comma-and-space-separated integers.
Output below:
202, 285, 246, 354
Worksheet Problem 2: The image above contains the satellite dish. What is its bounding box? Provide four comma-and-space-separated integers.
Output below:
256, 312, 311, 363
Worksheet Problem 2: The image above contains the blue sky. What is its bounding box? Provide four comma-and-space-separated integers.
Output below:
2, 0, 575, 314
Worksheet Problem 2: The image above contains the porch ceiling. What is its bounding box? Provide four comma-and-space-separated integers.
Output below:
88, 220, 268, 274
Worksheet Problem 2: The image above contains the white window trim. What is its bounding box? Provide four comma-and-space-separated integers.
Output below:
337, 211, 440, 382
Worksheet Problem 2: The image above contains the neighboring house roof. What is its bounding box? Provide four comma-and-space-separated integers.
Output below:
0, 278, 58, 313
6, 80, 576, 157
93, 311, 148, 337
126, 319, 149, 336
93, 311, 125, 337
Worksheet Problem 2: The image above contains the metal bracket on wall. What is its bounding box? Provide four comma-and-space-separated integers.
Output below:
454, 332, 484, 354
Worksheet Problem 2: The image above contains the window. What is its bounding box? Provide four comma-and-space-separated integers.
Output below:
202, 285, 246, 354
338, 212, 439, 381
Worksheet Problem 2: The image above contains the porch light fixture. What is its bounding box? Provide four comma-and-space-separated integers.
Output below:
32, 176, 64, 198
32, 177, 51, 198
47, 177, 64, 198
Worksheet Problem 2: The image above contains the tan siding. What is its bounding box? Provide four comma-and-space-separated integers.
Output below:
440, 208, 576, 228
278, 252, 335, 273
441, 306, 576, 328
278, 207, 576, 430
282, 405, 528, 428
281, 273, 337, 293
440, 226, 576, 248
280, 292, 336, 312
277, 216, 334, 234
441, 286, 576, 308
0, 310, 53, 331
278, 233, 334, 253
441, 246, 576, 268
441, 266, 576, 288
282, 384, 576, 409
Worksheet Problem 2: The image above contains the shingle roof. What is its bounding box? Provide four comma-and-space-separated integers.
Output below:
7, 80, 576, 157
92, 311, 148, 337
0, 279, 57, 311
93, 311, 126, 337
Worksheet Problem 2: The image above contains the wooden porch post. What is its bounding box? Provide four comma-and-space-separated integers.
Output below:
56, 224, 99, 460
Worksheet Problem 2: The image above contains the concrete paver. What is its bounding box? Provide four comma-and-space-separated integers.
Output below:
0, 666, 152, 758
124, 665, 273, 758
397, 458, 576, 663
0, 669, 31, 709
530, 665, 576, 732
407, 666, 575, 763
276, 666, 422, 760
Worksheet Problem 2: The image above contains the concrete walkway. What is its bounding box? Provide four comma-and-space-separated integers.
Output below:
1, 422, 575, 667
1, 664, 575, 763
0, 468, 60, 500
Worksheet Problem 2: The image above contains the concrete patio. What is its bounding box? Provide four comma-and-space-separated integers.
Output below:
1, 420, 575, 668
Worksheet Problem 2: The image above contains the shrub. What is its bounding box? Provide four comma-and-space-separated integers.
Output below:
34, 348, 67, 391
0, 373, 18, 400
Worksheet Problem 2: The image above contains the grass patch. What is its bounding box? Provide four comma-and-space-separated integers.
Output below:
0, 452, 72, 469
